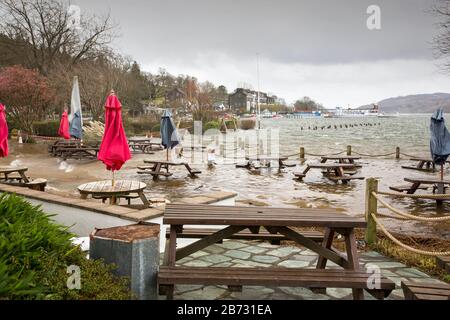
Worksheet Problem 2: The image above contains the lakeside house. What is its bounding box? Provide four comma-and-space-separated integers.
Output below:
228, 88, 279, 112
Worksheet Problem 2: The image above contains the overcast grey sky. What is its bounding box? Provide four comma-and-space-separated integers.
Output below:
74, 0, 450, 107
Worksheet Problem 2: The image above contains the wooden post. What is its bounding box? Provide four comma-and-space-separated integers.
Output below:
365, 178, 378, 245
300, 147, 305, 160
396, 147, 400, 159
347, 145, 352, 156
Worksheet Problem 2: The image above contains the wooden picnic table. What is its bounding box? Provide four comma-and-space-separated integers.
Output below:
57, 146, 99, 160
0, 166, 30, 183
159, 204, 395, 300
77, 180, 149, 206
48, 139, 82, 156
128, 138, 163, 153
0, 166, 47, 191
138, 160, 201, 180
401, 177, 450, 205
294, 163, 364, 184
237, 155, 292, 170
402, 158, 440, 172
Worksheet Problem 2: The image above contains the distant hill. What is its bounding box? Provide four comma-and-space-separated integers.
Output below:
358, 93, 450, 113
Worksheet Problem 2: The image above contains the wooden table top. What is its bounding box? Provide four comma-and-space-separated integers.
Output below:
0, 166, 28, 173
409, 158, 450, 163
77, 180, 146, 195
164, 204, 366, 228
321, 156, 361, 160
144, 160, 187, 166
308, 163, 356, 169
245, 156, 288, 161
404, 177, 450, 185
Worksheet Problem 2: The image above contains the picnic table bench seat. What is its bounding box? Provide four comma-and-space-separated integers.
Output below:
137, 170, 173, 177
165, 227, 324, 245
389, 184, 429, 193
436, 256, 450, 273
3, 178, 47, 192
401, 281, 450, 300
327, 176, 365, 182
158, 266, 395, 300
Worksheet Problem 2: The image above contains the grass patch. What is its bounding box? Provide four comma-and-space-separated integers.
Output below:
370, 233, 449, 283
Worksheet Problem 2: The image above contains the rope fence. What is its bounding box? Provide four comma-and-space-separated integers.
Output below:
370, 213, 450, 256
365, 178, 450, 256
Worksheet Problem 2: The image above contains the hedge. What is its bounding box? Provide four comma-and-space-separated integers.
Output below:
0, 194, 132, 300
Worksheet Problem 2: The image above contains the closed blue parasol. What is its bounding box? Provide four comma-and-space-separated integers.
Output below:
160, 109, 180, 160
430, 108, 450, 180
69, 76, 82, 139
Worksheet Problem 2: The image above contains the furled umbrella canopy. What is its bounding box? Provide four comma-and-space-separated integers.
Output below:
430, 108, 450, 166
58, 111, 70, 140
160, 109, 180, 160
69, 76, 83, 139
98, 91, 131, 171
0, 103, 8, 157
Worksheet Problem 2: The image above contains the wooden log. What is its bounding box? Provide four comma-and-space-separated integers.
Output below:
365, 178, 378, 245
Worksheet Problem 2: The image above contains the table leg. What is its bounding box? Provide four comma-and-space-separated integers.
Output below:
417, 161, 425, 169
320, 158, 327, 163
344, 229, 364, 300
109, 196, 117, 205
407, 182, 421, 194
166, 225, 179, 300
302, 166, 311, 175
138, 191, 150, 207
153, 163, 162, 181
80, 193, 88, 200
316, 228, 335, 269
312, 228, 335, 294
19, 170, 30, 183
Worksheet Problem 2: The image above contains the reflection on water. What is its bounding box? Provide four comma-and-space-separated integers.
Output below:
0, 115, 449, 239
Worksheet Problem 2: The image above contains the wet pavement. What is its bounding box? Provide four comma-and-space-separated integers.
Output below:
158, 240, 447, 300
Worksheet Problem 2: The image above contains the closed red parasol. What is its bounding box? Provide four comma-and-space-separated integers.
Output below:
0, 103, 8, 157
98, 90, 131, 183
58, 110, 70, 140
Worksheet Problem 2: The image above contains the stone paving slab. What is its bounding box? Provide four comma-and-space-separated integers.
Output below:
159, 239, 449, 300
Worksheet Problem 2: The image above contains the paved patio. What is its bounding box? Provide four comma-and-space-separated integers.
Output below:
158, 240, 447, 300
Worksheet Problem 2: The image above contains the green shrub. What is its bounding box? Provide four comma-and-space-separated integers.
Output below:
33, 120, 60, 137
0, 193, 131, 300
204, 121, 219, 132
124, 116, 160, 135
151, 124, 160, 132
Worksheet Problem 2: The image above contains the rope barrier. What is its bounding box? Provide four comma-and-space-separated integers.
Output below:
370, 213, 450, 256
352, 151, 396, 157
372, 192, 450, 221
305, 151, 346, 157
375, 211, 408, 220
376, 190, 450, 200
400, 152, 423, 158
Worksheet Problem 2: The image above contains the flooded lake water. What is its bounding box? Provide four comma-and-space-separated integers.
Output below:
1, 114, 449, 239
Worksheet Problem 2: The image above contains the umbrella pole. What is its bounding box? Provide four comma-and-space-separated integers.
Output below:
112, 170, 115, 187
167, 148, 169, 161
441, 164, 444, 181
